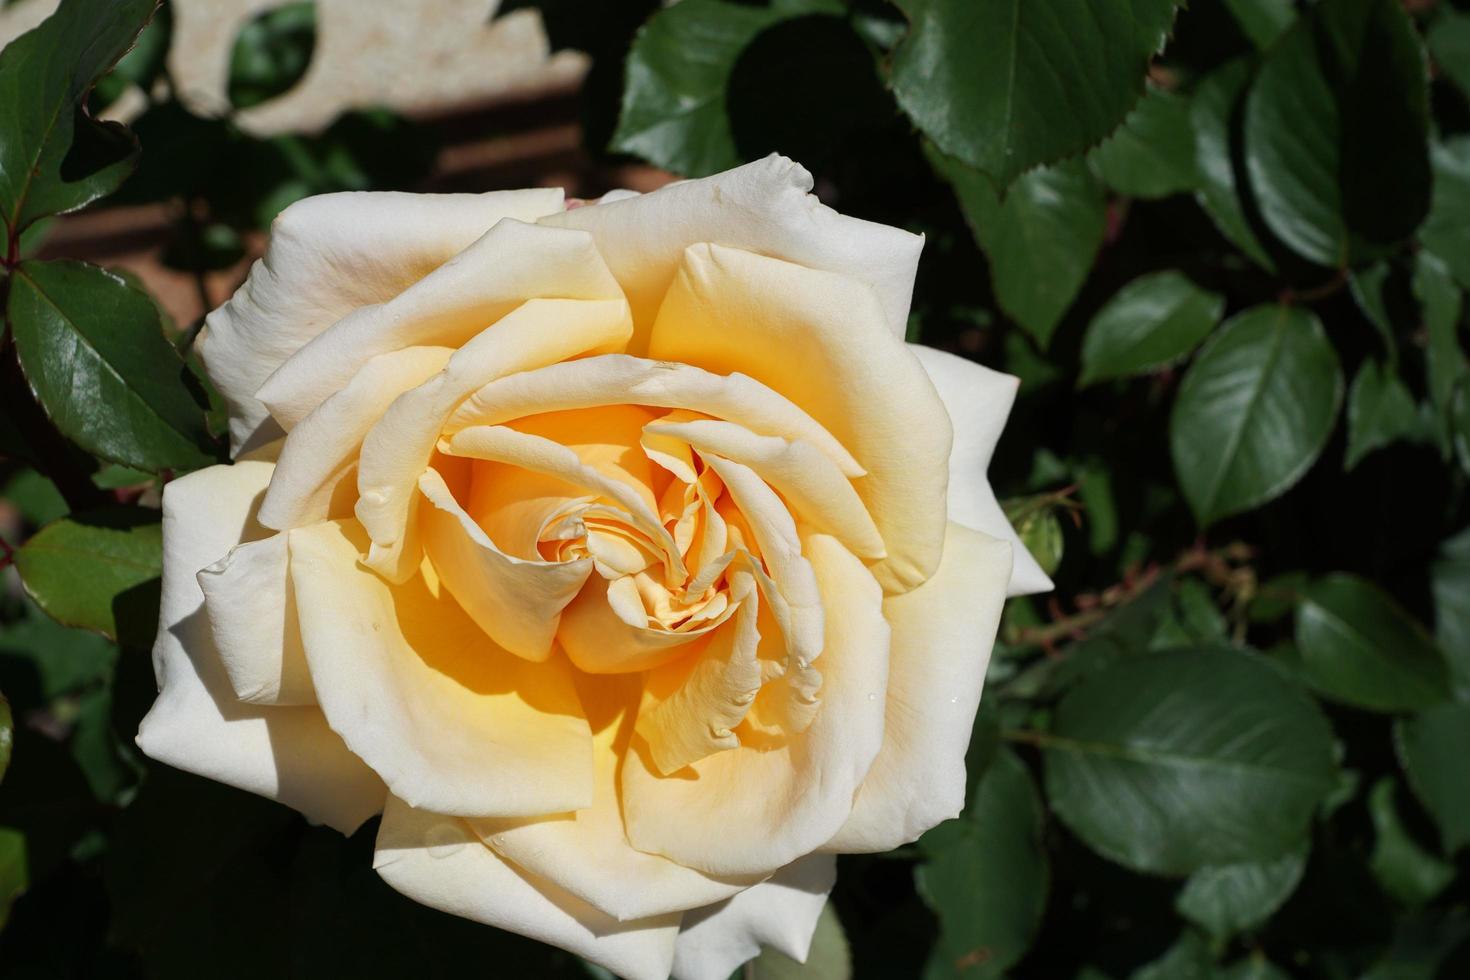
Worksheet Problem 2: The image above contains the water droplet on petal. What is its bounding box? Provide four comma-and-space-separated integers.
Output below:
425, 823, 466, 859
867, 692, 878, 702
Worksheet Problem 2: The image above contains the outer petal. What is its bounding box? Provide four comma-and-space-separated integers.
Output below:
909, 344, 1053, 596
671, 855, 837, 980
198, 188, 563, 454
648, 244, 951, 593
824, 523, 1012, 853
374, 796, 680, 980
289, 519, 594, 818
622, 534, 888, 878
474, 673, 754, 922
197, 533, 314, 705
136, 462, 385, 833
542, 154, 922, 347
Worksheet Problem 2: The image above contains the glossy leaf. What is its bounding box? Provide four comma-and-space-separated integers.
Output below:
930, 148, 1106, 347
890, 0, 1180, 187
1089, 86, 1198, 199
1079, 271, 1224, 386
1170, 306, 1343, 525
1414, 252, 1468, 447
1043, 648, 1337, 875
1295, 574, 1451, 713
1396, 703, 1470, 855
1223, 0, 1295, 49
13, 507, 162, 648
1175, 847, 1307, 938
917, 749, 1048, 979
1192, 60, 1275, 272
1420, 139, 1470, 291
1243, 0, 1431, 266
8, 259, 215, 473
1345, 361, 1424, 470
0, 0, 157, 234
1367, 778, 1454, 907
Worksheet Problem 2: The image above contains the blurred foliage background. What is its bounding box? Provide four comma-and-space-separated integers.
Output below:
2, 0, 1470, 978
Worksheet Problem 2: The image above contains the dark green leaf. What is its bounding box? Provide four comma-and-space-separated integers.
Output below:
1420, 138, 1470, 291
0, 691, 10, 784
0, 826, 25, 930
1089, 86, 1198, 199
1428, 8, 1470, 103
1128, 930, 1214, 980
1223, 0, 1295, 48
1191, 59, 1276, 272
1396, 703, 1470, 854
747, 903, 851, 980
228, 1, 317, 110
1349, 262, 1397, 362
13, 506, 162, 648
1345, 361, 1424, 470
1367, 778, 1454, 907
0, 0, 157, 233
1432, 526, 1470, 698
0, 596, 117, 701
8, 259, 215, 472
1414, 251, 1468, 447
1170, 305, 1343, 525
1175, 847, 1308, 938
1150, 578, 1229, 651
917, 749, 1048, 979
929, 148, 1106, 347
1243, 0, 1431, 266
1079, 271, 1224, 386
1295, 574, 1451, 713
1361, 909, 1470, 980
890, 0, 1180, 187
1042, 648, 1337, 875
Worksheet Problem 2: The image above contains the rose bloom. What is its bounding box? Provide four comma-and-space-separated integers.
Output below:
137, 156, 1049, 980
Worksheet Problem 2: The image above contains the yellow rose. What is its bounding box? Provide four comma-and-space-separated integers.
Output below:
137, 156, 1050, 980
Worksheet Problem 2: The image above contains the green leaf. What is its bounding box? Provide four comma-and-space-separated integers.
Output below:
747, 902, 851, 980
1414, 251, 1468, 446
1042, 648, 1336, 875
0, 691, 10, 785
928, 148, 1106, 347
1243, 0, 1431, 267
610, 0, 837, 176
1434, 527, 1470, 699
0, 596, 118, 700
890, 0, 1180, 187
1149, 578, 1229, 652
1223, 0, 1295, 49
1079, 271, 1224, 386
1367, 778, 1455, 907
1420, 138, 1470, 291
1345, 361, 1424, 470
0, 0, 158, 234
1428, 7, 1470, 103
1089, 86, 1198, 199
1218, 957, 1294, 980
1396, 703, 1470, 854
1295, 574, 1451, 713
1128, 930, 1214, 980
1175, 847, 1308, 938
13, 506, 162, 648
1170, 306, 1343, 525
917, 748, 1048, 979
0, 826, 26, 930
1349, 262, 1397, 362
1191, 59, 1276, 272
8, 259, 216, 473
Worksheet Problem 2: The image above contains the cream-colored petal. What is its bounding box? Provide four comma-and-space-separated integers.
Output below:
671, 855, 837, 980
648, 244, 950, 594
909, 344, 1053, 597
418, 468, 591, 662
197, 532, 314, 705
136, 462, 385, 833
542, 154, 921, 347
446, 354, 863, 479
354, 296, 634, 582
645, 417, 885, 561
289, 519, 593, 818
825, 522, 1011, 853
623, 535, 888, 877
256, 345, 454, 531
256, 220, 623, 430
373, 796, 680, 980
199, 188, 563, 455
474, 673, 754, 922
557, 572, 733, 675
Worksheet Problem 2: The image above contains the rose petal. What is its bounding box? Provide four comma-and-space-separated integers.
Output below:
557, 572, 736, 675
289, 519, 594, 818
373, 796, 680, 980
671, 854, 837, 980
622, 534, 888, 877
909, 344, 1054, 597
199, 188, 563, 455
255, 220, 623, 430
648, 244, 950, 594
542, 154, 922, 346
824, 522, 1011, 852
136, 462, 385, 833
474, 672, 754, 922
